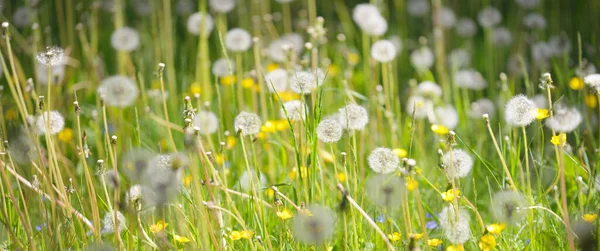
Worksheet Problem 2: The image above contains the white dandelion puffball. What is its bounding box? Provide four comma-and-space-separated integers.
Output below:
491, 190, 527, 225
516, 0, 540, 9
101, 210, 126, 234
187, 12, 214, 36
584, 74, 600, 93
212, 58, 234, 77
292, 204, 336, 245
35, 111, 65, 135
407, 0, 429, 17
438, 206, 472, 244
281, 100, 307, 121
410, 47, 434, 71
98, 75, 139, 107
268, 33, 304, 62
504, 94, 537, 127
455, 18, 477, 37
546, 104, 582, 133
193, 111, 219, 135
365, 174, 406, 209
35, 62, 66, 85
225, 28, 252, 52
477, 7, 502, 28
368, 147, 400, 174
239, 170, 267, 191
209, 0, 236, 13
415, 81, 442, 99
265, 69, 288, 93
434, 105, 459, 130
133, 0, 153, 16
406, 95, 433, 119
338, 104, 369, 130
234, 111, 261, 135
371, 40, 397, 63
453, 69, 487, 90
448, 48, 471, 69
12, 7, 32, 28
437, 7, 456, 29
352, 4, 387, 36
316, 119, 343, 143
176, 0, 194, 15
126, 185, 143, 202
523, 13, 547, 30
492, 27, 513, 47
352, 4, 380, 25
111, 27, 140, 52
290, 71, 317, 94
442, 149, 474, 179
358, 15, 388, 37
576, 61, 596, 77
469, 99, 496, 119
36, 46, 65, 67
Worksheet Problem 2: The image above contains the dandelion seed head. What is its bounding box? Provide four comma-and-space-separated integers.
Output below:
12, 7, 33, 28
175, 0, 194, 15
523, 13, 546, 30
289, 71, 317, 94
410, 47, 434, 71
492, 27, 513, 47
352, 4, 387, 36
406, 95, 433, 119
316, 119, 343, 143
194, 111, 219, 135
415, 81, 442, 99
438, 206, 472, 244
133, 0, 153, 16
36, 46, 65, 66
126, 184, 143, 203
576, 61, 596, 77
35, 111, 65, 135
111, 27, 140, 52
239, 170, 267, 191
101, 210, 126, 234
516, 0, 540, 9
122, 149, 154, 182
337, 104, 369, 130
491, 191, 527, 225
448, 48, 471, 69
265, 68, 288, 93
407, 0, 430, 17
546, 104, 582, 133
187, 12, 214, 36
442, 149, 473, 179
268, 33, 304, 62
98, 75, 139, 107
504, 94, 537, 126
209, 0, 236, 13
225, 28, 252, 52
35, 62, 66, 85
365, 174, 406, 209
281, 100, 307, 121
584, 74, 600, 93
100, 169, 120, 188
477, 7, 502, 28
548, 35, 571, 55
291, 204, 336, 245
368, 147, 400, 174
234, 111, 262, 135
434, 104, 459, 130
437, 7, 456, 29
371, 40, 397, 63
456, 18, 477, 37
8, 133, 38, 165
212, 58, 234, 77
454, 69, 487, 90
141, 154, 183, 206
469, 99, 496, 119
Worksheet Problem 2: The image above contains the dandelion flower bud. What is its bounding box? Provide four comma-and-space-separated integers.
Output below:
239, 170, 267, 191
234, 111, 261, 135
101, 210, 126, 234
316, 119, 343, 143
545, 104, 582, 133
442, 149, 473, 179
491, 190, 527, 225
504, 94, 537, 126
292, 204, 336, 245
265, 68, 288, 93
111, 27, 140, 52
454, 69, 487, 90
281, 100, 307, 121
35, 111, 65, 135
368, 147, 400, 174
584, 74, 600, 93
36, 46, 64, 66
187, 12, 214, 36
209, 0, 236, 13
415, 81, 442, 99
225, 28, 252, 52
290, 71, 317, 94
370, 40, 397, 63
365, 174, 406, 209
438, 206, 472, 244
338, 104, 369, 130
468, 99, 496, 119
193, 111, 219, 135
98, 75, 139, 108
477, 7, 502, 28
410, 47, 434, 71
455, 18, 477, 37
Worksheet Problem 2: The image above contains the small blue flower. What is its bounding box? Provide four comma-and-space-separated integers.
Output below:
525, 239, 531, 245
375, 214, 385, 223
426, 220, 438, 229
426, 213, 433, 218
35, 225, 42, 231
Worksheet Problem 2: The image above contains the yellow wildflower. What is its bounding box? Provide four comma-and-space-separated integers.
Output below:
535, 108, 549, 120
328, 64, 339, 77
446, 245, 464, 251
427, 238, 443, 247
409, 233, 424, 240
583, 213, 598, 222
392, 148, 407, 158
227, 135, 236, 149
190, 82, 202, 95
275, 91, 300, 102
387, 232, 402, 242
486, 223, 506, 235
220, 75, 236, 85
215, 154, 224, 165
182, 175, 192, 187
585, 94, 597, 108
288, 166, 308, 180
276, 208, 294, 220
569, 77, 584, 90
265, 188, 275, 198
348, 52, 360, 65
261, 120, 277, 133
266, 63, 279, 72
230, 230, 253, 240
441, 188, 460, 202
319, 150, 334, 163
478, 234, 496, 251
274, 120, 290, 130
4, 108, 17, 121
257, 131, 266, 140
149, 220, 168, 233
174, 235, 191, 243
242, 78, 255, 89
406, 176, 418, 191
58, 128, 73, 143
431, 124, 449, 135
336, 173, 346, 182
551, 133, 567, 146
